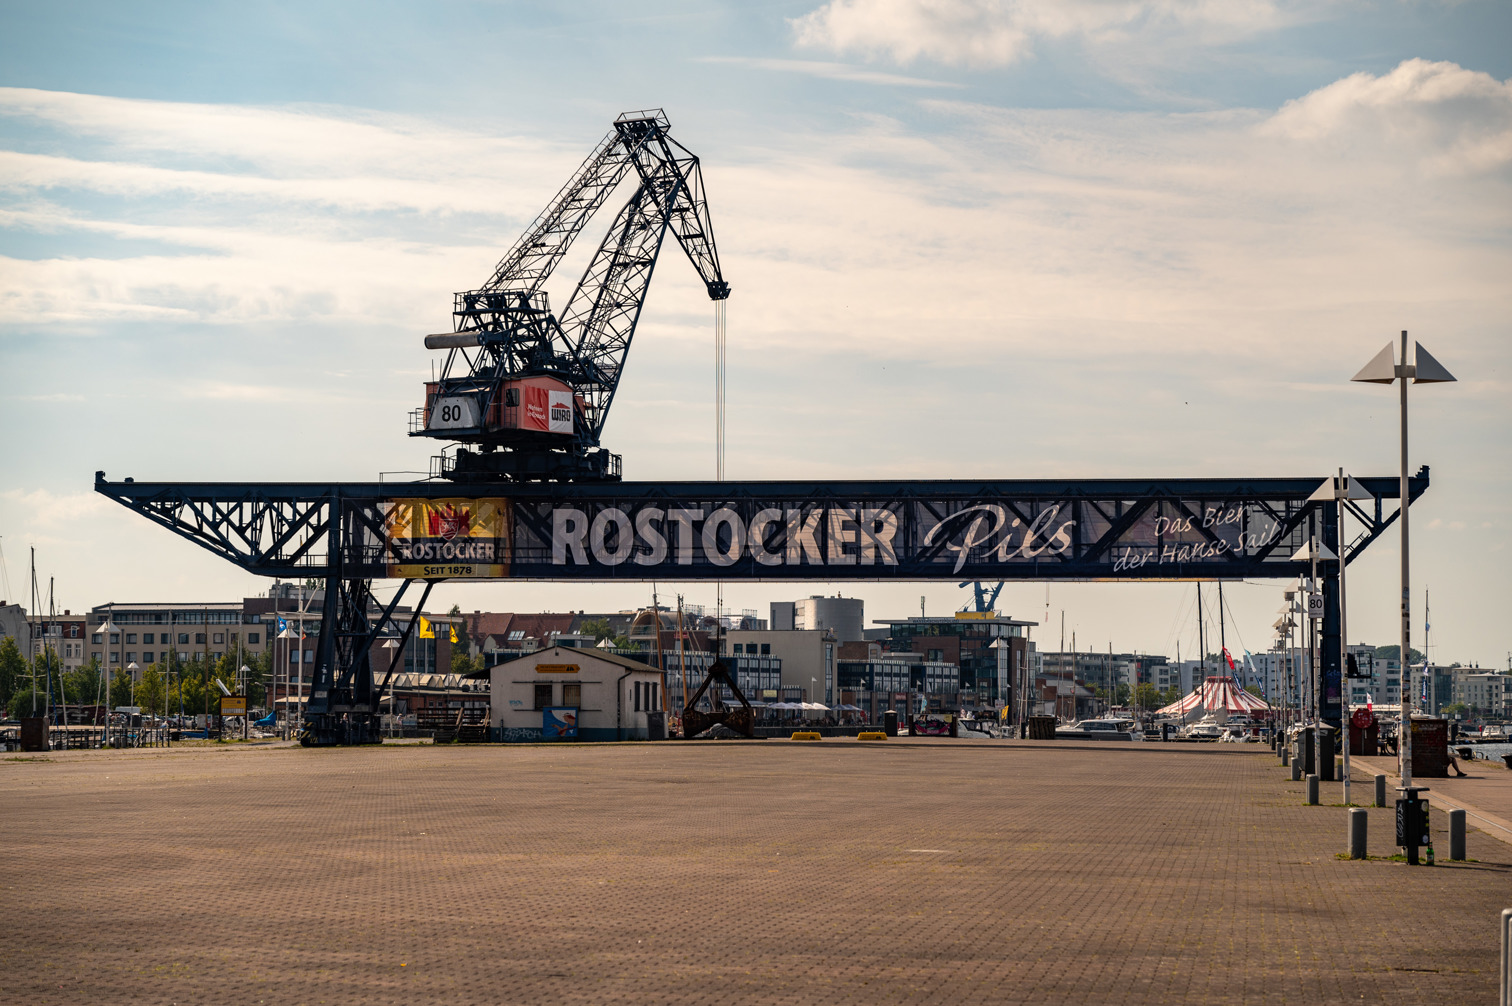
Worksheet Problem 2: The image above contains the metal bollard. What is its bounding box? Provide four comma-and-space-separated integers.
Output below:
1449, 808, 1466, 861
1502, 908, 1512, 1006
1291, 760, 1302, 782
1307, 774, 1319, 805
1349, 808, 1368, 860
1374, 773, 1387, 808
1281, 745, 1290, 766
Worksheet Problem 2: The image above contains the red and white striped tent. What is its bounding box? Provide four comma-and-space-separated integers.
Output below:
1156, 676, 1270, 722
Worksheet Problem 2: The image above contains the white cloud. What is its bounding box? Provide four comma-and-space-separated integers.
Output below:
1263, 58, 1512, 175
791, 0, 1314, 67
695, 56, 962, 88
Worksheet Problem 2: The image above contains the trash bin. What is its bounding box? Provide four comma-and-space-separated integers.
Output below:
19, 717, 48, 752
1409, 716, 1450, 778
1027, 715, 1057, 740
646, 711, 666, 741
1395, 788, 1431, 865
883, 710, 898, 737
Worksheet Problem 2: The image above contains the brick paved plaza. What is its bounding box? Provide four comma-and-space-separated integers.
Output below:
2, 740, 1508, 1004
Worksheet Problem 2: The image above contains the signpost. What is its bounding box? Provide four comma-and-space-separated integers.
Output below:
219, 695, 248, 740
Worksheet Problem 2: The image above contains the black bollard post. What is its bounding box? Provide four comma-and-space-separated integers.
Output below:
1307, 774, 1319, 805
1374, 773, 1387, 808
1449, 808, 1466, 861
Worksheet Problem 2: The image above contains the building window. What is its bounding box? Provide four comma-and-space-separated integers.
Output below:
92, 651, 101, 662
109, 633, 120, 645
634, 681, 643, 711
213, 633, 224, 644
248, 632, 260, 644
92, 633, 102, 644
126, 633, 137, 644
563, 682, 581, 707
110, 652, 119, 663
195, 633, 207, 645
731, 643, 743, 654
761, 643, 770, 655
534, 683, 553, 709
143, 633, 154, 644
178, 634, 189, 645
126, 652, 136, 662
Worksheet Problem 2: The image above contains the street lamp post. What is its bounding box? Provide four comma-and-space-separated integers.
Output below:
1351, 333, 1455, 792
277, 625, 297, 739
96, 616, 119, 748
1292, 540, 1335, 775
1310, 472, 1372, 806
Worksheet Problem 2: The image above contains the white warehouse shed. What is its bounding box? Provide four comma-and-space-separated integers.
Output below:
490, 645, 666, 742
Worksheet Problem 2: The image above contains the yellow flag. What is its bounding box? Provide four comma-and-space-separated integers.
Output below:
449, 624, 459, 644
418, 616, 434, 639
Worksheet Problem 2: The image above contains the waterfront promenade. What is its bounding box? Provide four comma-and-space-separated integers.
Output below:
2, 740, 1507, 1004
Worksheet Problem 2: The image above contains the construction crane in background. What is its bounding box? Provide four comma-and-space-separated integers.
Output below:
412, 109, 730, 482
959, 580, 1004, 613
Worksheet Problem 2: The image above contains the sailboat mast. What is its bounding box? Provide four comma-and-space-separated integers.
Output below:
1218, 581, 1227, 679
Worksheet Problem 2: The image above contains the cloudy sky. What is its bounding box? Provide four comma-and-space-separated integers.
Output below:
1, 0, 1508, 668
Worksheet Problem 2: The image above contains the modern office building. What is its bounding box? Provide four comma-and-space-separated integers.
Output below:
873, 612, 1034, 707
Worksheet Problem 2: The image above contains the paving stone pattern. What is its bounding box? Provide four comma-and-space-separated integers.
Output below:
1, 741, 1507, 1004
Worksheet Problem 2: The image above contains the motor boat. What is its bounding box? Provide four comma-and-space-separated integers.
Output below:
1182, 718, 1224, 741
1054, 718, 1144, 741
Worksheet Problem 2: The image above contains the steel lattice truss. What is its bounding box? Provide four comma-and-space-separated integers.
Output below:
97, 471, 1426, 743
95, 472, 1427, 582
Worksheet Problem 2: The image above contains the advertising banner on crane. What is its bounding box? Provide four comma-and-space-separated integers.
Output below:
520, 386, 573, 434
383, 498, 510, 578
357, 492, 1300, 582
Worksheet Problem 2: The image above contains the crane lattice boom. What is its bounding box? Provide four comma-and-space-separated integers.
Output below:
412, 110, 729, 482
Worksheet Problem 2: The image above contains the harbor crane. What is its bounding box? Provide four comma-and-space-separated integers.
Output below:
412, 109, 730, 482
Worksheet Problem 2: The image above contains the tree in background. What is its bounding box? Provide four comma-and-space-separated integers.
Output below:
1133, 683, 1162, 709
579, 618, 612, 642
32, 648, 62, 703
8, 687, 47, 718
64, 658, 104, 707
450, 650, 481, 677
137, 665, 167, 716
1244, 685, 1264, 699
1374, 645, 1424, 665
109, 667, 134, 708
0, 636, 27, 708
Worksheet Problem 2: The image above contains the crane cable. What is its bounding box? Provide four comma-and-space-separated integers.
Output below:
714, 299, 727, 634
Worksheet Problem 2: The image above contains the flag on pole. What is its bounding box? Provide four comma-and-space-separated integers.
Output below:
418, 616, 434, 639
1222, 647, 1236, 671
449, 623, 459, 644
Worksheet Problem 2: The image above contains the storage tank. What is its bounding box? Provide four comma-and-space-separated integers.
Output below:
795, 596, 864, 642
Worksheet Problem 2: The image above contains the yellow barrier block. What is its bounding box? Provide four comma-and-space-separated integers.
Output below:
857, 732, 887, 741
791, 731, 822, 740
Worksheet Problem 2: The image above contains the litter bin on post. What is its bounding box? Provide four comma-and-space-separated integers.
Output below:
883, 710, 898, 737
1396, 786, 1431, 865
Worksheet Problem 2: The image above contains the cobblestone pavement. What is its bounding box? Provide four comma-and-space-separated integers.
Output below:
1351, 752, 1512, 845
2, 740, 1507, 1005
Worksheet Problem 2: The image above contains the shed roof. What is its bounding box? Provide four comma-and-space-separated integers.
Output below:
485, 644, 661, 677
